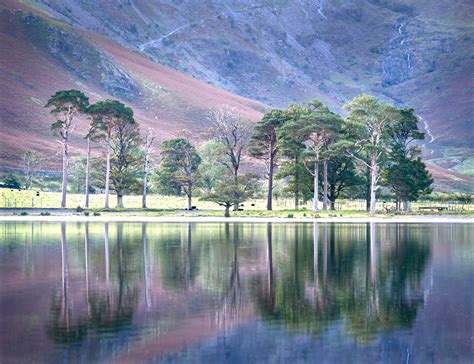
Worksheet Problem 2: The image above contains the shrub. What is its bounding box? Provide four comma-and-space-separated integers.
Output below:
40, 212, 50, 216
76, 206, 84, 212
287, 213, 293, 218
93, 212, 101, 216
20, 211, 28, 216
84, 211, 89, 216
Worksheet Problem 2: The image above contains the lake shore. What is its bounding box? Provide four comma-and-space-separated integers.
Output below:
1, 215, 472, 223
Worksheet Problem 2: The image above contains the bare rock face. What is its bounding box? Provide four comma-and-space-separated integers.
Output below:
23, 13, 140, 101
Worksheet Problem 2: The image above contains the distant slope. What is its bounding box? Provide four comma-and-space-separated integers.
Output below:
0, 1, 265, 168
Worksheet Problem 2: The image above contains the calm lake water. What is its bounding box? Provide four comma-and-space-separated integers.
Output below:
0, 222, 472, 363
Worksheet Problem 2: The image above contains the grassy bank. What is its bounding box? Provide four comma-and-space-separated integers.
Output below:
1, 189, 473, 217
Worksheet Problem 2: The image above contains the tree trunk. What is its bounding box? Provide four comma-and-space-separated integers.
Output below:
224, 204, 230, 218
323, 159, 328, 211
142, 151, 149, 208
313, 161, 319, 212
187, 186, 192, 210
267, 152, 274, 211
116, 192, 124, 208
403, 200, 410, 212
365, 165, 371, 212
85, 138, 91, 208
61, 137, 69, 208
104, 138, 111, 209
369, 157, 378, 214
233, 171, 239, 211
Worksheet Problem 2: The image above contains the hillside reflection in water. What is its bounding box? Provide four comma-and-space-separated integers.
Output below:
0, 222, 472, 363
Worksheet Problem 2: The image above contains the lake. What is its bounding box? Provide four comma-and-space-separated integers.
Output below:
0, 222, 472, 363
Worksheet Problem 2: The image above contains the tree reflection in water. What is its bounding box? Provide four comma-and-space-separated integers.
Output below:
44, 222, 431, 357
253, 223, 430, 342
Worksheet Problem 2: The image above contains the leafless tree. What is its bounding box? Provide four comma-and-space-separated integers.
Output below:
21, 151, 44, 189
208, 105, 253, 210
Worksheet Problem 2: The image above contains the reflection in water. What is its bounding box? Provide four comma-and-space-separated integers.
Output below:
0, 222, 472, 363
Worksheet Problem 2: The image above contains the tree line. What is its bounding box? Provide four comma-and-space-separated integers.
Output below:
36, 89, 433, 214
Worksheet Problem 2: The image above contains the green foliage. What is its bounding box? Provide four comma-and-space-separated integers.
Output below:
45, 89, 89, 115
45, 89, 89, 133
202, 173, 260, 216
109, 120, 142, 199
155, 138, 201, 205
197, 140, 228, 194
248, 109, 289, 161
384, 107, 433, 205
2, 174, 22, 189
87, 99, 135, 139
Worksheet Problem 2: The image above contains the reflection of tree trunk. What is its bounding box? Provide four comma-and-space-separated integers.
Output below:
266, 223, 274, 310
142, 223, 152, 310
185, 223, 192, 291
229, 227, 241, 320
84, 223, 90, 314
313, 223, 322, 306
369, 222, 377, 285
60, 223, 70, 329
117, 224, 124, 308
104, 223, 110, 291
368, 222, 379, 315
323, 224, 328, 288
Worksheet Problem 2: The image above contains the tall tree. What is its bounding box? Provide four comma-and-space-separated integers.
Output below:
84, 117, 103, 208
45, 89, 89, 207
277, 104, 308, 210
88, 100, 135, 208
248, 109, 289, 210
385, 108, 433, 210
321, 156, 362, 210
343, 95, 396, 214
142, 129, 155, 208
109, 115, 142, 208
208, 106, 253, 210
157, 138, 201, 210
281, 100, 341, 212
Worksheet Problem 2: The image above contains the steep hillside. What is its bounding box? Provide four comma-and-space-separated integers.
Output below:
0, 0, 472, 192
0, 1, 265, 168
35, 0, 473, 156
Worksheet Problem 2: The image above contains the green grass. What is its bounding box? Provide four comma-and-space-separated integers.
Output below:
1, 190, 473, 217
453, 157, 474, 177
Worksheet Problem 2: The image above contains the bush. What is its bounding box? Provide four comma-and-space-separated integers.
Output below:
2, 174, 22, 189
76, 206, 84, 212
84, 211, 89, 216
20, 211, 28, 216
40, 211, 50, 216
287, 213, 293, 218
93, 212, 101, 216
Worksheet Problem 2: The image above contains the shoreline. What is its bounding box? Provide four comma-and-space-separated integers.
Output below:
1, 215, 473, 223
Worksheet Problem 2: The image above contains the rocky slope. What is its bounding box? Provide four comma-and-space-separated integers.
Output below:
0, 0, 264, 168
36, 0, 473, 154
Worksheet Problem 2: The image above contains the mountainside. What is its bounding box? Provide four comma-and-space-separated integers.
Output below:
0, 0, 472, 192
35, 0, 474, 153
0, 0, 265, 168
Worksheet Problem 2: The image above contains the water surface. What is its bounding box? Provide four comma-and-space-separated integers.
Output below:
0, 222, 472, 363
